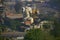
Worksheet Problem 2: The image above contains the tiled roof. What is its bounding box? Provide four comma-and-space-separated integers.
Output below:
6, 13, 23, 19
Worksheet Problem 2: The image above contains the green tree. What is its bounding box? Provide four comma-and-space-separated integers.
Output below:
52, 19, 60, 37
50, 19, 60, 40
24, 29, 55, 40
9, 19, 21, 30
14, 1, 22, 14
50, 0, 60, 9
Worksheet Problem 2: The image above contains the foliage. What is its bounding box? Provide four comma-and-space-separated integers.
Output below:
9, 19, 21, 30
0, 0, 4, 4
14, 2, 22, 13
51, 19, 60, 37
49, 0, 60, 10
24, 29, 55, 40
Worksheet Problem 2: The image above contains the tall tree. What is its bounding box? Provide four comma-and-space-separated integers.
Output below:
14, 1, 22, 13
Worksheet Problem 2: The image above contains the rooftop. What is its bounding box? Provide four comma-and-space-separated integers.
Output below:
6, 13, 23, 19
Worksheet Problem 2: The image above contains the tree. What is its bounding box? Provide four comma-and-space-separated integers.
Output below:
51, 19, 60, 37
0, 0, 4, 4
49, 0, 60, 10
14, 1, 22, 13
9, 19, 21, 30
24, 29, 55, 40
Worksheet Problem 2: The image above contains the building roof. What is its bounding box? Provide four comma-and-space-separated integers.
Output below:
6, 13, 23, 19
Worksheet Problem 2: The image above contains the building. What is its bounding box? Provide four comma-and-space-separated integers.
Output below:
5, 13, 23, 19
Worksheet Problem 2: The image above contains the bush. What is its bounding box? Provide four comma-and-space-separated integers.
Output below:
24, 29, 55, 40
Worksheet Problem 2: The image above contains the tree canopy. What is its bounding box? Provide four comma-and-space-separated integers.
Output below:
49, 0, 60, 10
24, 29, 55, 40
